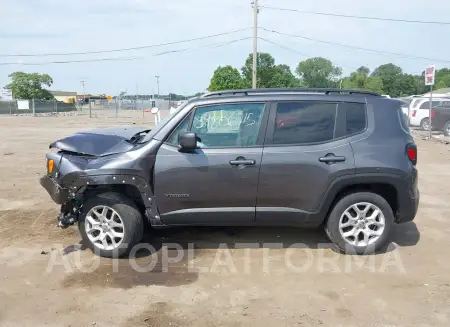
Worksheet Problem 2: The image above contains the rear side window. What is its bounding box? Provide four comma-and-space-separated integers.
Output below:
273, 101, 337, 144
419, 100, 441, 109
343, 102, 366, 135
410, 98, 422, 108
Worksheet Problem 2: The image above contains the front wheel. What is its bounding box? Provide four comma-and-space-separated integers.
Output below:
78, 192, 144, 258
325, 192, 394, 254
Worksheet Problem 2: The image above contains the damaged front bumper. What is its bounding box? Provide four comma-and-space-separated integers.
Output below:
40, 175, 81, 228
40, 175, 69, 205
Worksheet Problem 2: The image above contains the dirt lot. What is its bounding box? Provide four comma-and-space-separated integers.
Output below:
0, 115, 449, 327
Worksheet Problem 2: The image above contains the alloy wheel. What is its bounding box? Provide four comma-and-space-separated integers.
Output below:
338, 202, 385, 247
84, 205, 125, 251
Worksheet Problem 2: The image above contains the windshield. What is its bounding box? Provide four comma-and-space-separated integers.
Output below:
137, 102, 189, 143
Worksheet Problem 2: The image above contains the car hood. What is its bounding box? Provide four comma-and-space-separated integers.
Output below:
49, 126, 151, 157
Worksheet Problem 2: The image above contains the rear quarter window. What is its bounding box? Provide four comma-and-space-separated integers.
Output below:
410, 98, 422, 108
398, 105, 411, 133
342, 102, 367, 135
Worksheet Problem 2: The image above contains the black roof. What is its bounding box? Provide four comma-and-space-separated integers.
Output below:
201, 88, 381, 98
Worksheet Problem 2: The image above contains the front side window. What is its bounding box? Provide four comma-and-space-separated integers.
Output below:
170, 103, 265, 148
165, 112, 192, 145
273, 102, 337, 144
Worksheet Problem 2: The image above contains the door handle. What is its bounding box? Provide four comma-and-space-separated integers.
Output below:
229, 159, 256, 166
318, 155, 346, 163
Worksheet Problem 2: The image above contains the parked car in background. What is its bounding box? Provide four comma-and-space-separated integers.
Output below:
409, 98, 450, 130
397, 95, 422, 116
431, 104, 450, 136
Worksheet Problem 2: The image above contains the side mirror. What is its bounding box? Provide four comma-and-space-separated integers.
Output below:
178, 131, 197, 151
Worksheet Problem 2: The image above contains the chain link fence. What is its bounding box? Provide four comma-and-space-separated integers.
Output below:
0, 98, 178, 125
76, 99, 175, 120
0, 99, 77, 115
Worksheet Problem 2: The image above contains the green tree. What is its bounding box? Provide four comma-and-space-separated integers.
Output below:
242, 52, 276, 88
208, 66, 245, 91
295, 57, 342, 88
435, 80, 447, 90
395, 74, 417, 96
6, 72, 54, 100
266, 64, 302, 88
371, 64, 404, 97
413, 74, 427, 95
342, 66, 383, 93
435, 68, 450, 89
193, 92, 205, 97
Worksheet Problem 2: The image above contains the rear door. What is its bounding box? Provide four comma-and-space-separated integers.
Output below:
256, 99, 364, 225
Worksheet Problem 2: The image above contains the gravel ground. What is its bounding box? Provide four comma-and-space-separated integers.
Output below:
0, 116, 449, 327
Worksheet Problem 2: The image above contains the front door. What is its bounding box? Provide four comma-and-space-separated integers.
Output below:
154, 102, 269, 225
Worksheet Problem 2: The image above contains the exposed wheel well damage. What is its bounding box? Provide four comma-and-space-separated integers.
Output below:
324, 183, 399, 223
84, 184, 147, 216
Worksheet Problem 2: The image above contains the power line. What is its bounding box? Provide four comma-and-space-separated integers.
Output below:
259, 27, 450, 63
0, 37, 251, 66
258, 37, 359, 71
0, 28, 251, 57
258, 37, 309, 57
0, 56, 143, 66
153, 37, 251, 55
260, 5, 450, 25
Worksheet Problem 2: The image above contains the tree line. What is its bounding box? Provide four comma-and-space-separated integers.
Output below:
208, 53, 450, 97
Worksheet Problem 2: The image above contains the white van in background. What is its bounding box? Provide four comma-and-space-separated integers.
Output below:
409, 97, 450, 130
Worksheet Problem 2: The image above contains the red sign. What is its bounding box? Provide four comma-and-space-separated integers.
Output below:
425, 65, 435, 86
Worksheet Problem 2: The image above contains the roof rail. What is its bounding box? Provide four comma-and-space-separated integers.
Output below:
201, 88, 381, 98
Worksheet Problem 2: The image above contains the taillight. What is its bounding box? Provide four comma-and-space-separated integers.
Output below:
412, 110, 417, 117
406, 143, 417, 165
431, 108, 436, 118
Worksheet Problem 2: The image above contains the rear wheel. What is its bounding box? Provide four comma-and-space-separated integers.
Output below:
443, 121, 450, 136
325, 192, 394, 254
78, 192, 144, 258
420, 118, 430, 131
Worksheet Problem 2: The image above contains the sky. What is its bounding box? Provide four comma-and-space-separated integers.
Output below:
0, 0, 449, 96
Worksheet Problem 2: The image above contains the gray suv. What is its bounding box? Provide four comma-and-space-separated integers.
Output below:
40, 88, 419, 257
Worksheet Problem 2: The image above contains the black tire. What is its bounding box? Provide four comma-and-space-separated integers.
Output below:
443, 121, 450, 136
420, 118, 430, 131
78, 192, 144, 258
325, 192, 394, 255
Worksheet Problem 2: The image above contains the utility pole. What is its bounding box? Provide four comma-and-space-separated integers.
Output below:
80, 80, 86, 111
155, 76, 160, 99
252, 0, 259, 89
